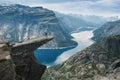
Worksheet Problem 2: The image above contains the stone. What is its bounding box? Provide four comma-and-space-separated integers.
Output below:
11, 36, 53, 80
0, 36, 53, 80
0, 41, 16, 80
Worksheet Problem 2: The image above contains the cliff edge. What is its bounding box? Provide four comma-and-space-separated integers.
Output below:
0, 36, 53, 80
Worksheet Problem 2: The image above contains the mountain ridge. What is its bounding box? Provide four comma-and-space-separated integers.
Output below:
0, 4, 77, 48
92, 20, 120, 41
42, 35, 120, 80
55, 12, 119, 33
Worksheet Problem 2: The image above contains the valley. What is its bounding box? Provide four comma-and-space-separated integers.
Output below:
0, 3, 120, 80
34, 30, 94, 66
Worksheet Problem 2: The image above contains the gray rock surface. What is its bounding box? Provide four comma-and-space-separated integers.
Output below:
92, 20, 120, 41
0, 36, 53, 80
0, 41, 15, 80
42, 35, 120, 80
0, 4, 77, 48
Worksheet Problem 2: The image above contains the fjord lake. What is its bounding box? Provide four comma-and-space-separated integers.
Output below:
34, 30, 94, 66
34, 47, 75, 66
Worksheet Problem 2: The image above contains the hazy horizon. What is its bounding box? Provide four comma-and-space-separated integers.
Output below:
0, 0, 120, 17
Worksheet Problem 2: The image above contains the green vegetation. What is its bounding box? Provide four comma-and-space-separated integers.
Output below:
111, 35, 120, 40
42, 35, 120, 80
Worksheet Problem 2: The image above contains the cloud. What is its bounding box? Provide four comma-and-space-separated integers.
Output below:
0, 0, 78, 4
40, 0, 99, 3
28, 0, 120, 16
0, 0, 120, 16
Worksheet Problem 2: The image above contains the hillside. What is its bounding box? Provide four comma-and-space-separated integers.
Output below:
55, 13, 96, 32
55, 13, 118, 33
0, 4, 77, 48
42, 35, 120, 80
92, 20, 120, 41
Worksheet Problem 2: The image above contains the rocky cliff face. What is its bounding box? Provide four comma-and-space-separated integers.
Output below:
0, 4, 77, 48
92, 20, 120, 41
0, 41, 16, 80
42, 35, 120, 80
0, 36, 53, 80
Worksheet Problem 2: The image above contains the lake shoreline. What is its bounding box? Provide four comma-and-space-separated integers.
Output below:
54, 30, 94, 65
34, 30, 94, 66
38, 44, 77, 50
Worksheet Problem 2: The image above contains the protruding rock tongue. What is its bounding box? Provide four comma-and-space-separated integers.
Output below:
12, 36, 53, 52
11, 36, 53, 80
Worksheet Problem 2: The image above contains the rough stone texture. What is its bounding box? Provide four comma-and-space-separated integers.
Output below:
42, 35, 120, 80
0, 36, 53, 80
0, 4, 77, 48
0, 41, 16, 80
92, 20, 120, 41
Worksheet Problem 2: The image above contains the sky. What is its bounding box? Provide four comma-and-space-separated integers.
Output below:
0, 0, 120, 17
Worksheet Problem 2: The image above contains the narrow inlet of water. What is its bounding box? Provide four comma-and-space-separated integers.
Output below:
34, 30, 94, 66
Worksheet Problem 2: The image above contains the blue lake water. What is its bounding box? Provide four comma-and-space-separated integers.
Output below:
34, 47, 75, 66
34, 30, 94, 66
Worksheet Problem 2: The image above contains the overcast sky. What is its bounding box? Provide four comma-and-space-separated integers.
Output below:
0, 0, 120, 17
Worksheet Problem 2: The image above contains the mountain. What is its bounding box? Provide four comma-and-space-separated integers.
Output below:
55, 13, 118, 33
73, 15, 119, 27
42, 35, 120, 80
92, 20, 120, 41
0, 4, 77, 48
55, 12, 99, 33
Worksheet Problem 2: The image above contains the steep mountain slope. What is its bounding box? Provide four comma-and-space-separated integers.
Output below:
0, 4, 77, 48
55, 13, 99, 33
55, 13, 118, 33
42, 35, 120, 80
92, 20, 120, 41
0, 37, 53, 80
